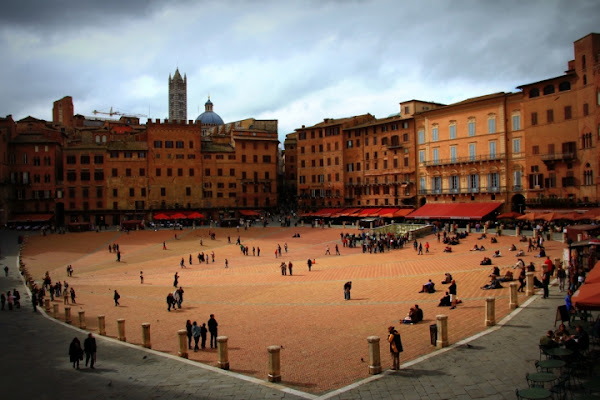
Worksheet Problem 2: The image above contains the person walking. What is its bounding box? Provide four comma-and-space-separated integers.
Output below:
335, 244, 340, 255
173, 272, 179, 288
140, 271, 144, 284
288, 261, 293, 276
192, 321, 201, 351
4, 266, 8, 276
387, 326, 403, 370
84, 333, 97, 369
208, 314, 218, 349
307, 258, 312, 272
7, 291, 14, 310
225, 259, 229, 268
449, 280, 459, 309
542, 268, 550, 299
63, 288, 69, 305
113, 290, 120, 306
70, 287, 76, 304
1, 292, 5, 310
418, 243, 423, 255
166, 292, 175, 311
325, 245, 331, 255
69, 337, 83, 369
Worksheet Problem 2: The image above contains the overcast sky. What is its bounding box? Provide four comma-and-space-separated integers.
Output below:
1, 0, 598, 145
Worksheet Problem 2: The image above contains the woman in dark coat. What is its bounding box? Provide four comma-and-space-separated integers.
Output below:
69, 337, 83, 369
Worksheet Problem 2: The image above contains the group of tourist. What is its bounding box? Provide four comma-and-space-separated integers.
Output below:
184, 314, 219, 351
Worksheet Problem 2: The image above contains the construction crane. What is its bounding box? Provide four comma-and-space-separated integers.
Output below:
92, 107, 147, 118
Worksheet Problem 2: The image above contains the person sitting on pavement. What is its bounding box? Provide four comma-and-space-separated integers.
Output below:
534, 247, 546, 258
509, 244, 517, 251
489, 266, 500, 277
498, 270, 514, 282
418, 279, 435, 293
514, 258, 525, 269
402, 304, 423, 324
490, 236, 498, 244
478, 233, 487, 240
492, 250, 501, 258
527, 262, 536, 272
470, 244, 480, 251
438, 292, 451, 307
443, 246, 452, 253
480, 257, 492, 266
481, 276, 503, 290
519, 235, 528, 242
441, 273, 453, 284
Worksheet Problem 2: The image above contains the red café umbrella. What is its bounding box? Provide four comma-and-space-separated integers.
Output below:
187, 212, 205, 219
170, 213, 187, 220
153, 213, 170, 220
517, 212, 544, 221
496, 211, 523, 219
539, 212, 571, 222
572, 282, 600, 311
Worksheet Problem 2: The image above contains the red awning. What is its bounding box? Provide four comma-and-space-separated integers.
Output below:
153, 213, 170, 220
356, 208, 378, 217
239, 210, 260, 217
406, 202, 503, 220
314, 208, 344, 217
339, 208, 361, 217
376, 208, 414, 218
573, 282, 600, 310
8, 213, 54, 223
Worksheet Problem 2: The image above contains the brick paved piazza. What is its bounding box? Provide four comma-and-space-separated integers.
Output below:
19, 225, 563, 394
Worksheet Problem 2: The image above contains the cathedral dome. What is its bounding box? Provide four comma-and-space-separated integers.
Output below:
195, 97, 224, 125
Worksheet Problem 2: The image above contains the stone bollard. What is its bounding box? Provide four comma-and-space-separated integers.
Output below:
64, 306, 72, 324
117, 319, 126, 341
366, 336, 382, 375
177, 329, 188, 358
436, 315, 449, 348
509, 282, 519, 309
44, 298, 50, 311
526, 272, 535, 296
98, 315, 106, 335
267, 345, 281, 382
577, 234, 582, 242
53, 303, 59, 318
466, 224, 471, 233
484, 225, 488, 234
217, 336, 229, 370
78, 310, 86, 329
516, 226, 521, 237
485, 297, 496, 326
450, 224, 455, 233
142, 323, 151, 349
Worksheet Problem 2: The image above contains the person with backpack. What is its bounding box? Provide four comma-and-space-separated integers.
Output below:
388, 326, 403, 370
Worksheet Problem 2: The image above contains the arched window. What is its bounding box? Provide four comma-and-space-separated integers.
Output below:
543, 85, 555, 95
582, 54, 586, 69
558, 81, 571, 91
102, 135, 107, 143
95, 135, 100, 143
529, 88, 540, 98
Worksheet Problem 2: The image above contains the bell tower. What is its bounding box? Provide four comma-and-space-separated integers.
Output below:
168, 68, 187, 121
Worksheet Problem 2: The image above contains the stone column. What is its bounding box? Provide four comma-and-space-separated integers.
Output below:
509, 282, 519, 309
436, 315, 449, 348
98, 315, 106, 335
64, 306, 72, 324
177, 329, 188, 358
44, 298, 50, 311
526, 272, 535, 296
117, 318, 126, 342
142, 323, 151, 349
343, 222, 346, 229
366, 336, 382, 375
577, 234, 583, 242
516, 226, 521, 237
78, 310, 86, 329
53, 303, 59, 318
485, 297, 496, 326
267, 345, 281, 382
217, 336, 229, 370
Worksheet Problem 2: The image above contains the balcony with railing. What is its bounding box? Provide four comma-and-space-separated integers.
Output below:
418, 186, 506, 195
422, 153, 506, 167
541, 152, 576, 164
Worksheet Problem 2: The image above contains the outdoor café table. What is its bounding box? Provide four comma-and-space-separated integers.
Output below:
537, 359, 566, 373
527, 372, 557, 388
517, 387, 552, 399
545, 347, 573, 358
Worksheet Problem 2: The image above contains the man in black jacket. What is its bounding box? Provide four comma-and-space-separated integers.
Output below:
84, 333, 97, 368
208, 314, 218, 349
